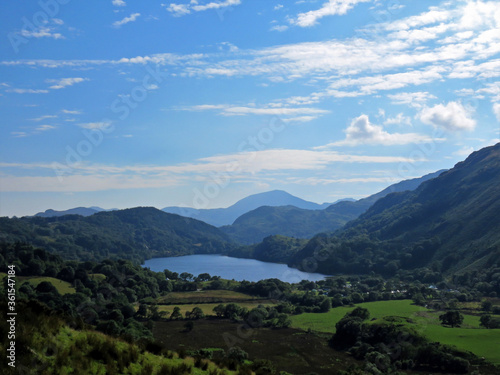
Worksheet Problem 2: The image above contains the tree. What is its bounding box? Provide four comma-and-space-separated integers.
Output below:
196, 273, 211, 282
227, 347, 248, 363
319, 298, 332, 313
481, 300, 493, 312
480, 314, 500, 329
213, 304, 225, 318
179, 272, 194, 281
348, 307, 370, 320
439, 311, 464, 328
170, 306, 183, 320
189, 306, 205, 320
137, 303, 148, 318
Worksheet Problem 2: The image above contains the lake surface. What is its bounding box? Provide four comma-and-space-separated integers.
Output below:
142, 254, 327, 283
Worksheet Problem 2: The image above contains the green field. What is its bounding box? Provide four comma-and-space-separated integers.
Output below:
19, 276, 76, 295
290, 300, 426, 333
290, 299, 500, 364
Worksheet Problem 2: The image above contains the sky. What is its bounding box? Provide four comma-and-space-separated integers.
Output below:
1, 0, 500, 217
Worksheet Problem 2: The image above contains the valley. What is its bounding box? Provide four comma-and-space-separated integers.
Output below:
1, 144, 500, 374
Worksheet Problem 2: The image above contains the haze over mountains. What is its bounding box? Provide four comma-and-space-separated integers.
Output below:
221, 170, 445, 244
162, 190, 344, 227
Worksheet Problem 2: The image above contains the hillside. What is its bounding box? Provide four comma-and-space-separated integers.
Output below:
289, 143, 500, 276
163, 190, 335, 227
221, 171, 444, 245
0, 207, 235, 263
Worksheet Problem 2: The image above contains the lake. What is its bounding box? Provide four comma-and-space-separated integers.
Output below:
142, 254, 327, 283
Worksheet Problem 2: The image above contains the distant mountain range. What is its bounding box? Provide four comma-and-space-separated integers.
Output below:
162, 190, 344, 227
221, 170, 446, 245
34, 207, 117, 217
289, 143, 500, 276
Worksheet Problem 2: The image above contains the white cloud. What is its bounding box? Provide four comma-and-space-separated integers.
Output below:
270, 25, 289, 32
35, 125, 57, 132
6, 88, 49, 94
112, 13, 140, 28
11, 132, 28, 138
78, 121, 113, 130
30, 115, 58, 121
112, 0, 126, 6
419, 102, 476, 131
326, 114, 433, 147
20, 27, 64, 39
61, 109, 82, 115
388, 92, 437, 108
493, 103, 500, 121
282, 116, 318, 123
291, 0, 372, 27
384, 113, 412, 126
185, 104, 329, 117
165, 3, 191, 16
164, 0, 241, 17
47, 77, 88, 90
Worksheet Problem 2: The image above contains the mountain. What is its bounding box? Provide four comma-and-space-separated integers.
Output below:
35, 207, 101, 217
0, 207, 235, 263
289, 143, 500, 276
162, 190, 335, 227
221, 170, 445, 245
34, 206, 118, 217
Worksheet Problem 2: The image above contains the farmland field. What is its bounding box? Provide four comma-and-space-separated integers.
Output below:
290, 300, 426, 333
157, 300, 276, 316
158, 290, 262, 304
290, 299, 500, 364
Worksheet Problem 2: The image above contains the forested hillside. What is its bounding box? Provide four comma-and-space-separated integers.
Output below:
290, 143, 500, 277
0, 207, 235, 263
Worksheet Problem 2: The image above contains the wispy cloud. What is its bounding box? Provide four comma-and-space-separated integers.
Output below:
35, 125, 57, 132
30, 115, 58, 122
291, 0, 372, 27
164, 0, 241, 17
46, 77, 88, 90
61, 109, 82, 115
388, 92, 437, 109
112, 13, 141, 28
183, 104, 329, 117
0, 148, 420, 193
20, 27, 64, 40
77, 121, 113, 130
112, 0, 126, 6
6, 88, 49, 94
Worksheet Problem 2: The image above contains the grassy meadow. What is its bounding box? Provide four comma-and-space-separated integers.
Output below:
19, 276, 76, 295
290, 299, 500, 364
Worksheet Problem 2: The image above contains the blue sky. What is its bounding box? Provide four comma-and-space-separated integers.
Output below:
1, 0, 500, 217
